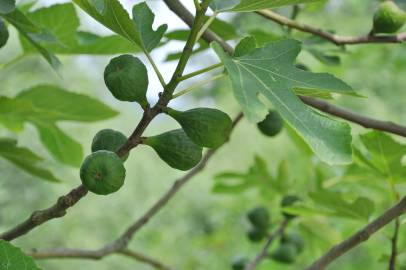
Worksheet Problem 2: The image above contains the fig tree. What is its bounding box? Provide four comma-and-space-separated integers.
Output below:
271, 243, 298, 264
91, 129, 129, 161
247, 227, 266, 242
281, 232, 305, 253
143, 129, 203, 171
104, 54, 148, 106
281, 195, 300, 219
80, 150, 126, 195
164, 107, 232, 148
257, 110, 283, 137
373, 1, 406, 34
247, 206, 270, 230
0, 19, 9, 49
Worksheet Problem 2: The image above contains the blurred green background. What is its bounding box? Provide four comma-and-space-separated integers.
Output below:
1, 0, 406, 269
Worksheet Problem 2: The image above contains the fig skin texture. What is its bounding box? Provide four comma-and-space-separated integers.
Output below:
373, 1, 406, 34
257, 110, 283, 137
91, 129, 129, 161
104, 54, 148, 106
80, 150, 126, 195
247, 206, 270, 230
271, 243, 298, 264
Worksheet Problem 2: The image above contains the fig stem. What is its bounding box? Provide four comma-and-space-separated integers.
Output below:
178, 62, 223, 81
144, 50, 166, 88
172, 73, 225, 99
195, 11, 218, 43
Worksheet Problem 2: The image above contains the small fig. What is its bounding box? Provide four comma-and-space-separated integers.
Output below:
104, 54, 148, 106
0, 19, 9, 49
271, 243, 298, 264
231, 257, 248, 270
143, 129, 203, 171
281, 232, 305, 253
165, 107, 232, 148
91, 129, 128, 161
80, 150, 126, 195
257, 110, 283, 137
247, 227, 266, 242
373, 1, 406, 33
281, 195, 300, 219
247, 206, 270, 230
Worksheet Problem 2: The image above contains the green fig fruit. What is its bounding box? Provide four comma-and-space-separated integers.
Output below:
271, 243, 298, 264
373, 1, 406, 33
257, 110, 283, 137
0, 19, 9, 49
247, 227, 266, 242
80, 150, 126, 195
247, 207, 270, 230
231, 257, 248, 270
165, 107, 232, 148
281, 232, 305, 253
281, 195, 300, 219
143, 129, 203, 171
91, 129, 129, 161
104, 54, 148, 106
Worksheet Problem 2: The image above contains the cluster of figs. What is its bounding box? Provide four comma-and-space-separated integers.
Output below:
233, 196, 303, 269
80, 54, 284, 195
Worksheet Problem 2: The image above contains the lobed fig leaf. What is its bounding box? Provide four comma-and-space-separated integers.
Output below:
257, 110, 283, 137
91, 129, 129, 161
143, 129, 203, 171
271, 243, 298, 264
247, 206, 270, 230
0, 19, 9, 48
104, 54, 148, 106
373, 1, 406, 34
80, 150, 126, 195
165, 107, 232, 148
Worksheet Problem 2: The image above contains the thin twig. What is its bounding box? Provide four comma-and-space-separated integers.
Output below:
163, 0, 406, 139
305, 196, 406, 270
244, 219, 289, 270
256, 10, 406, 45
29, 248, 173, 270
388, 218, 400, 270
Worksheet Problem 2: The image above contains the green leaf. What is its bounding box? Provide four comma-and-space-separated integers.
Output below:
16, 84, 118, 122
33, 121, 83, 167
234, 36, 257, 57
309, 190, 374, 221
2, 8, 60, 69
72, 0, 143, 50
0, 85, 118, 166
212, 0, 321, 12
0, 138, 61, 182
0, 0, 15, 14
0, 240, 42, 270
132, 2, 167, 52
358, 131, 406, 182
212, 40, 353, 165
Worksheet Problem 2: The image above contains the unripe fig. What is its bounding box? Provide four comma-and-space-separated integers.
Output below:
271, 243, 298, 264
373, 1, 406, 33
80, 150, 126, 195
231, 257, 248, 270
281, 195, 300, 219
104, 54, 148, 106
91, 129, 128, 161
281, 232, 305, 253
165, 107, 232, 148
143, 129, 203, 171
247, 227, 266, 242
257, 110, 283, 137
0, 19, 9, 49
247, 206, 270, 230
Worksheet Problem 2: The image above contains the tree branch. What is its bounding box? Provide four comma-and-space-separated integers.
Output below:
256, 9, 406, 45
388, 218, 400, 270
244, 219, 289, 270
27, 113, 244, 265
305, 196, 406, 270
0, 1, 212, 242
29, 248, 173, 270
163, 0, 406, 139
